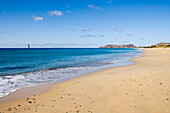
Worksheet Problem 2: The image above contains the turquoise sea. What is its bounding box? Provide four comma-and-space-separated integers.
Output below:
0, 48, 142, 97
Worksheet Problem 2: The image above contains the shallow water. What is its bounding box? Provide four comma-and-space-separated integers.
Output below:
0, 48, 143, 97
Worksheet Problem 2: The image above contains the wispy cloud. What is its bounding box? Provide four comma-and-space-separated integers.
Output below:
66, 5, 70, 8
71, 28, 76, 32
33, 16, 43, 21
47, 10, 63, 16
64, 5, 71, 13
88, 5, 104, 11
66, 10, 71, 13
0, 43, 99, 47
107, 0, 113, 4
111, 26, 122, 32
126, 33, 132, 36
81, 34, 97, 38
0, 32, 8, 34
0, 43, 27, 47
83, 27, 91, 32
122, 41, 131, 43
99, 35, 104, 37
2, 11, 7, 14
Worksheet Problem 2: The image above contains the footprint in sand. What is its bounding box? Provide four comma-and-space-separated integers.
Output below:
28, 101, 32, 103
8, 108, 12, 111
35, 109, 38, 112
14, 107, 17, 110
26, 98, 29, 101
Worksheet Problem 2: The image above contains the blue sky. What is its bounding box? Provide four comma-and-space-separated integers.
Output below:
0, 0, 170, 48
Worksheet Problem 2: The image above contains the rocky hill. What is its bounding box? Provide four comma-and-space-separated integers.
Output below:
139, 42, 170, 48
99, 44, 135, 48
151, 42, 170, 47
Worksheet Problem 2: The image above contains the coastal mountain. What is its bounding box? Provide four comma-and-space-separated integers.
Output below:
99, 44, 135, 48
151, 42, 170, 47
138, 42, 170, 48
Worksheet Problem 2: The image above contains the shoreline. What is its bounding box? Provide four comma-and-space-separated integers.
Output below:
1, 48, 170, 113
0, 49, 142, 103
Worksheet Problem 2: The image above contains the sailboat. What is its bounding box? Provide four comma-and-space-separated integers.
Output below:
28, 44, 30, 50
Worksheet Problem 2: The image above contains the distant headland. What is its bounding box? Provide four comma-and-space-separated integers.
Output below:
99, 42, 170, 48
138, 42, 170, 48
99, 44, 135, 48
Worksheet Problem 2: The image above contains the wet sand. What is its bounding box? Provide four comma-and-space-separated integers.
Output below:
0, 82, 56, 103
0, 48, 170, 113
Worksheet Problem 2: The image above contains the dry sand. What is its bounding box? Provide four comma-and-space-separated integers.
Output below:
0, 48, 170, 113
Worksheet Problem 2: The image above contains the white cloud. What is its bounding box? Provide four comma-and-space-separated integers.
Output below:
88, 5, 104, 11
83, 27, 91, 32
33, 16, 43, 21
47, 10, 63, 16
111, 26, 122, 32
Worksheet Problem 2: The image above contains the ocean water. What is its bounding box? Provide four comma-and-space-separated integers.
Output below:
0, 48, 143, 97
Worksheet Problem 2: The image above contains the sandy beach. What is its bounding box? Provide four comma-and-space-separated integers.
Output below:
0, 48, 170, 113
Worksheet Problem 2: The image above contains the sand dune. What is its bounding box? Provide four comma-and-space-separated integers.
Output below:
0, 48, 170, 113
